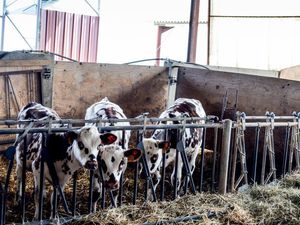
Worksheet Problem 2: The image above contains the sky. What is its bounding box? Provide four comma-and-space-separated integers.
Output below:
2, 0, 300, 70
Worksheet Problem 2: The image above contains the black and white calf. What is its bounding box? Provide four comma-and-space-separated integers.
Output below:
15, 102, 117, 219
85, 97, 142, 211
142, 98, 206, 196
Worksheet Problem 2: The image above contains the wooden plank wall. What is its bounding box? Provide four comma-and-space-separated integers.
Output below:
52, 62, 169, 119
176, 67, 300, 118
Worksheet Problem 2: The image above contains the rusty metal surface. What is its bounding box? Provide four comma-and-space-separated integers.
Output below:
52, 62, 168, 119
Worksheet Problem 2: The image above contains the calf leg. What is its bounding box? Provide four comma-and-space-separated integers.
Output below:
92, 176, 102, 212
171, 155, 183, 195
147, 168, 161, 201
15, 163, 23, 204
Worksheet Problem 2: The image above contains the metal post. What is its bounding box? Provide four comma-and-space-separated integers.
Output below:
1, 0, 7, 51
218, 119, 232, 194
187, 0, 200, 63
35, 0, 42, 50
166, 60, 179, 108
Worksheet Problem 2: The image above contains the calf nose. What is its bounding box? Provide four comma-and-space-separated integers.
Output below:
104, 174, 119, 190
85, 160, 98, 170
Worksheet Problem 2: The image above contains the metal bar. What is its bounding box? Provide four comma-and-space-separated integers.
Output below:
71, 171, 78, 217
211, 127, 218, 192
0, 116, 215, 125
35, 0, 42, 49
6, 15, 33, 49
38, 134, 46, 221
118, 130, 126, 207
21, 136, 27, 223
51, 187, 58, 219
218, 119, 232, 194
244, 116, 296, 120
261, 128, 268, 185
173, 143, 179, 199
0, 123, 223, 135
282, 126, 290, 176
207, 0, 211, 65
252, 127, 261, 183
0, 69, 43, 76
0, 183, 4, 225
2, 157, 14, 225
199, 128, 206, 192
178, 141, 196, 194
187, 0, 200, 62
88, 170, 94, 213
230, 128, 238, 192
133, 131, 140, 205
160, 151, 166, 201
84, 0, 99, 16
7, 76, 20, 112
0, 0, 7, 51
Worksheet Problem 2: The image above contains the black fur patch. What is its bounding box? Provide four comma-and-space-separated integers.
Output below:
84, 148, 89, 154
62, 161, 70, 174
78, 141, 84, 150
46, 133, 70, 162
101, 159, 107, 173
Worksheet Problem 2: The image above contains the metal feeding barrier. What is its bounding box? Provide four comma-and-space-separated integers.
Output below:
230, 111, 300, 192
0, 115, 231, 225
2, 112, 299, 224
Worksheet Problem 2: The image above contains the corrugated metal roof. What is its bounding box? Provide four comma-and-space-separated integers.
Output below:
39, 9, 99, 62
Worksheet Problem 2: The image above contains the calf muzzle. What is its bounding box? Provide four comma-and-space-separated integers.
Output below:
84, 160, 98, 170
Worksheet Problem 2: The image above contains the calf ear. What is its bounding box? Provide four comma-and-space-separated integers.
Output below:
66, 131, 78, 145
158, 141, 171, 153
100, 133, 117, 145
124, 148, 142, 162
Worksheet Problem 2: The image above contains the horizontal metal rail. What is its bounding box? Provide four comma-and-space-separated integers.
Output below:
0, 123, 223, 134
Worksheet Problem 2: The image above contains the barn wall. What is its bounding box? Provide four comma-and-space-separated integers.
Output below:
52, 61, 169, 119
176, 67, 300, 118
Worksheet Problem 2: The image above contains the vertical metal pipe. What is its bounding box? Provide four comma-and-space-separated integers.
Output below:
0, 184, 4, 225
118, 130, 126, 207
218, 119, 232, 194
156, 26, 162, 66
282, 126, 290, 176
51, 187, 57, 219
230, 128, 238, 192
133, 130, 141, 205
35, 0, 42, 50
261, 129, 268, 185
2, 158, 14, 225
211, 127, 218, 192
21, 136, 27, 223
199, 128, 206, 192
71, 171, 78, 216
252, 127, 260, 183
1, 0, 7, 51
88, 170, 94, 213
207, 0, 211, 65
187, 0, 200, 63
38, 133, 46, 221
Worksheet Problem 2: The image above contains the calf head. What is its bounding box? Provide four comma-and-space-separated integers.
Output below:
99, 145, 142, 190
72, 125, 117, 170
142, 138, 171, 173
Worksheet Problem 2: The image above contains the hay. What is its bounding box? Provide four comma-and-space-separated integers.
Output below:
2, 155, 300, 225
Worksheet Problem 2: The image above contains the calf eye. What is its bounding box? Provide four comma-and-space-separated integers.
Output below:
118, 160, 125, 171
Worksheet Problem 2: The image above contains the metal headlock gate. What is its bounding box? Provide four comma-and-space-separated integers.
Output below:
1, 113, 299, 224
230, 111, 300, 192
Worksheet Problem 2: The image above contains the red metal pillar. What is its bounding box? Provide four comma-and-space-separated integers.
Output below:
187, 0, 200, 63
156, 25, 173, 66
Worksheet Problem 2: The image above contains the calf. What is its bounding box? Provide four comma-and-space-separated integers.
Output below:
142, 98, 206, 197
85, 97, 142, 211
15, 102, 117, 219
